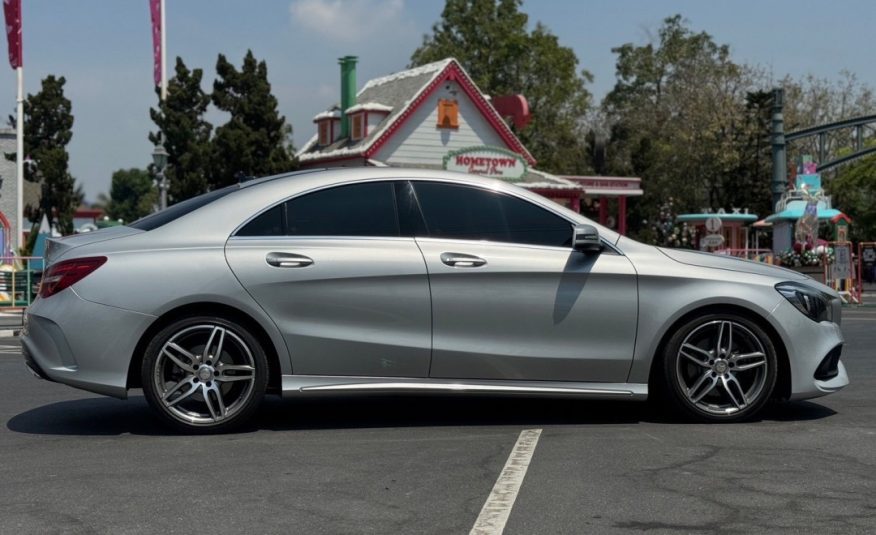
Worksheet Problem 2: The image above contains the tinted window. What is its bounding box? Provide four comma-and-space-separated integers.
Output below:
237, 204, 284, 236
413, 182, 572, 247
129, 185, 238, 231
286, 182, 399, 237
395, 181, 427, 237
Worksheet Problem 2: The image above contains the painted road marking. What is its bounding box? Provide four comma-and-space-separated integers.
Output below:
470, 428, 542, 535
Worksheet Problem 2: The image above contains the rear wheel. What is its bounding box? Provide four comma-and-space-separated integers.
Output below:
141, 316, 268, 433
663, 313, 777, 422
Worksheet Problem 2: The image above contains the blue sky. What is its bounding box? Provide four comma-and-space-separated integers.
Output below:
1, 0, 874, 201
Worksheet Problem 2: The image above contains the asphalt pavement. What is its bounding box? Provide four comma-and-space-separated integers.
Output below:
1, 308, 875, 534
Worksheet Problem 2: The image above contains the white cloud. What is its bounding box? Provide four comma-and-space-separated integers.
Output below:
289, 0, 407, 43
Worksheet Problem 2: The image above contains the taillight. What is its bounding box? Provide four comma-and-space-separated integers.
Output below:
39, 256, 107, 298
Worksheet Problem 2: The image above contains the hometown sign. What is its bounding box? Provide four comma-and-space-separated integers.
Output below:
443, 146, 528, 181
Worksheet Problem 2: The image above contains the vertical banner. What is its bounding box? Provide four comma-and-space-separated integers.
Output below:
149, 0, 162, 86
3, 0, 22, 251
3, 0, 21, 69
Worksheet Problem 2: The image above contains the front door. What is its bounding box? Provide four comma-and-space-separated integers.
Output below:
410, 181, 638, 383
225, 181, 432, 378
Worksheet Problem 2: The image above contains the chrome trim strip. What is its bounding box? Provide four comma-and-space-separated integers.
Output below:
281, 375, 648, 399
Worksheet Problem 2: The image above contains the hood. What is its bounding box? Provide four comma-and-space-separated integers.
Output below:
45, 226, 142, 265
658, 247, 809, 281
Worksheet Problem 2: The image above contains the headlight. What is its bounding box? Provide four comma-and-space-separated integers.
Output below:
775, 282, 833, 323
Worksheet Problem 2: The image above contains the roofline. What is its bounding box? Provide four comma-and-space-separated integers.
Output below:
364, 60, 536, 166
299, 58, 537, 166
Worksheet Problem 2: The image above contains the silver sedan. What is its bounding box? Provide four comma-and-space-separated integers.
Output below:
21, 168, 848, 432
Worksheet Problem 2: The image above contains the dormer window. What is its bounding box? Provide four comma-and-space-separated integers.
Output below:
351, 113, 365, 141
318, 121, 331, 145
313, 108, 341, 146
344, 102, 392, 141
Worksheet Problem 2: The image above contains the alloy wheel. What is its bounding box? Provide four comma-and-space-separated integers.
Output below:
152, 324, 257, 426
675, 320, 769, 416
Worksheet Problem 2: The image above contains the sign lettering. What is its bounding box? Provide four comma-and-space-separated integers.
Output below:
443, 146, 528, 181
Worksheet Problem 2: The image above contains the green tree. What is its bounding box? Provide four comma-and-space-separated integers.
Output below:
149, 57, 213, 203
7, 75, 79, 234
411, 0, 593, 174
601, 15, 766, 239
103, 168, 156, 224
211, 50, 296, 187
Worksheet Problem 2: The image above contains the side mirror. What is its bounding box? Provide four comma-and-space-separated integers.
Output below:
573, 224, 602, 254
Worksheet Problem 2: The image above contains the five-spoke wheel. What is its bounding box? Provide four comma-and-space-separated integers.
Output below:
142, 316, 268, 433
663, 313, 777, 422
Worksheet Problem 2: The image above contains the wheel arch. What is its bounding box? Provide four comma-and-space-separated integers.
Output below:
127, 302, 284, 394
647, 303, 791, 401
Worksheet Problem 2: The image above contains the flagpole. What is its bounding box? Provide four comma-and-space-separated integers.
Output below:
15, 65, 23, 253
160, 0, 166, 101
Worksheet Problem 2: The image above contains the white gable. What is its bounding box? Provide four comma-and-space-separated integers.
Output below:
373, 80, 511, 166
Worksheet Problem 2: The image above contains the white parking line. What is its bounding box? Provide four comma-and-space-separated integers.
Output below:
470, 428, 542, 535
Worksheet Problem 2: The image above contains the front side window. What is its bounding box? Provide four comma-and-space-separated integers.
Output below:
412, 182, 571, 247
236, 182, 400, 237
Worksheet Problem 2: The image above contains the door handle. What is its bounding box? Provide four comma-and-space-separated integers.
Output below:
440, 252, 487, 268
266, 252, 314, 268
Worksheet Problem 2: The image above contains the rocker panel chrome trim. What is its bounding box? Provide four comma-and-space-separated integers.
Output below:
281, 375, 648, 399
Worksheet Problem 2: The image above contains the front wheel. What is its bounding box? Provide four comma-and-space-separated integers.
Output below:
141, 316, 268, 433
663, 313, 777, 422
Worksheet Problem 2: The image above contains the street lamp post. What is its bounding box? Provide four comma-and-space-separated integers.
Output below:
152, 140, 169, 211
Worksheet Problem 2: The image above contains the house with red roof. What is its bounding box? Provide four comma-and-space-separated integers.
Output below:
298, 57, 642, 231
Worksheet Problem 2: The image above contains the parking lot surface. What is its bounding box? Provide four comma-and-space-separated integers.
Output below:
2, 308, 876, 534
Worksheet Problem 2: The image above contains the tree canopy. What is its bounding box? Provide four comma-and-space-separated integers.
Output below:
600, 16, 774, 237
411, 0, 593, 174
149, 57, 212, 203
8, 75, 79, 235
103, 168, 156, 224
210, 50, 297, 187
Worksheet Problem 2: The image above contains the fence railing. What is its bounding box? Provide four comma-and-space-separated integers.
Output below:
0, 256, 43, 309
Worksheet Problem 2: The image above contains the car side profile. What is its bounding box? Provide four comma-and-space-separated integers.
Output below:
21, 168, 848, 432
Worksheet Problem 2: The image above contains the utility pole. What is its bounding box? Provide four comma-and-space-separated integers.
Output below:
770, 88, 787, 211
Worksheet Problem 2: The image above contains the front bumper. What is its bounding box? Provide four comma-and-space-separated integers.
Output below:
769, 298, 848, 401
20, 289, 156, 399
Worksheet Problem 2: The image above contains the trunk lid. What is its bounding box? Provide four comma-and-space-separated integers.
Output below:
44, 226, 142, 266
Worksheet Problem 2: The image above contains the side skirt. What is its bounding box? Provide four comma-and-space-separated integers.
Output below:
281, 375, 648, 400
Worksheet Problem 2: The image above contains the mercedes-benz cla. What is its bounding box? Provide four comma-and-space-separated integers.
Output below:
21, 168, 847, 432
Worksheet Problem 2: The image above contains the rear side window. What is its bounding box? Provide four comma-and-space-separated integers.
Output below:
236, 182, 400, 237
412, 182, 572, 247
236, 205, 284, 237
129, 186, 238, 231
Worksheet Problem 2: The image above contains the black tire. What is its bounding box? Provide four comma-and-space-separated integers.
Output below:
141, 316, 268, 433
662, 312, 777, 422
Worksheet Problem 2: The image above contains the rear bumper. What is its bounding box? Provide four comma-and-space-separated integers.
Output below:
20, 289, 156, 399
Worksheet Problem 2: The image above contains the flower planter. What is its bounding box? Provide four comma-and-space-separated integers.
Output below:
788, 265, 826, 283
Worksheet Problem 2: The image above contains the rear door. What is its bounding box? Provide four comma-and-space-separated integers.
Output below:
225, 181, 432, 378
410, 181, 638, 383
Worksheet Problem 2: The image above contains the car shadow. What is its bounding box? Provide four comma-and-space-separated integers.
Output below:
5, 393, 837, 436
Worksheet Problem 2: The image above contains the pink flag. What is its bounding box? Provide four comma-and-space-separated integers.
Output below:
150, 0, 161, 85
3, 0, 21, 69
